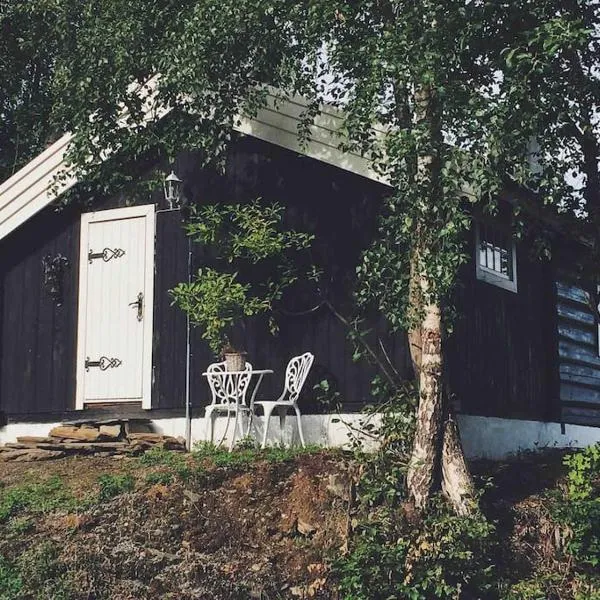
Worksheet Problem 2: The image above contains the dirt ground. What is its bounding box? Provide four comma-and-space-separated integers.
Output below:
0, 451, 352, 599
0, 448, 589, 600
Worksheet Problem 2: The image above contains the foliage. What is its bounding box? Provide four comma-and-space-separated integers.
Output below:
0, 542, 73, 600
0, 476, 81, 521
0, 1, 64, 182
96, 473, 135, 502
139, 446, 194, 481
335, 388, 496, 599
192, 440, 323, 468
552, 443, 600, 567
0, 555, 22, 600
170, 201, 316, 354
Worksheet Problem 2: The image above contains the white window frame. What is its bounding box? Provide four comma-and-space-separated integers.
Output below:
474, 221, 518, 293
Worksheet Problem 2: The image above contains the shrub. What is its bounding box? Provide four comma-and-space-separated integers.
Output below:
335, 388, 496, 600
553, 443, 600, 567
336, 497, 496, 600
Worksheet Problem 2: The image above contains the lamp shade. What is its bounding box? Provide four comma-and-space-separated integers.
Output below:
163, 171, 182, 209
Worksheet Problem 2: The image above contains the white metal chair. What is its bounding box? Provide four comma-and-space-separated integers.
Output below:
254, 352, 314, 448
204, 361, 253, 450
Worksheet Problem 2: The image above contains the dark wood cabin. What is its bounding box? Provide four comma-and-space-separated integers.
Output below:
0, 133, 598, 430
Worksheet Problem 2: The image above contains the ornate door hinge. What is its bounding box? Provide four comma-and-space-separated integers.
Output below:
88, 247, 125, 263
85, 356, 122, 371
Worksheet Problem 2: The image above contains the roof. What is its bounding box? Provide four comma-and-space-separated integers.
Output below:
0, 87, 388, 242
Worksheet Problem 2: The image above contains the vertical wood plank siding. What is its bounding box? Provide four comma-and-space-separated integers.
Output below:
0, 206, 80, 416
556, 280, 600, 425
0, 135, 577, 424
447, 236, 559, 422
0, 137, 413, 418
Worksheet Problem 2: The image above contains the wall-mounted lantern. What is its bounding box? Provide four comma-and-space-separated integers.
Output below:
163, 171, 183, 210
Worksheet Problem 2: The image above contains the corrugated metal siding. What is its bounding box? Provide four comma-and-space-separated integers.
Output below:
556, 281, 600, 425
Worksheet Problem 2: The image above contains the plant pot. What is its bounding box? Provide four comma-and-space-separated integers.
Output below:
224, 351, 247, 372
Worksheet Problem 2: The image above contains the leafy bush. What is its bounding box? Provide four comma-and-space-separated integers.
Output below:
335, 387, 496, 600
169, 201, 316, 355
97, 473, 135, 502
336, 497, 496, 600
553, 443, 600, 567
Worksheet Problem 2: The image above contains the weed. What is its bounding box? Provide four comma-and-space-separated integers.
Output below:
18, 542, 73, 600
0, 542, 74, 600
139, 447, 194, 481
145, 470, 175, 486
551, 443, 600, 567
97, 473, 135, 502
0, 476, 81, 521
192, 439, 322, 469
6, 515, 33, 535
0, 555, 22, 600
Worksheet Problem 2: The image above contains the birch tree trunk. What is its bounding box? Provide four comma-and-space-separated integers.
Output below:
406, 279, 444, 508
405, 81, 475, 515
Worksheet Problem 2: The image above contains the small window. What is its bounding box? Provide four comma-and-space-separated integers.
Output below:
475, 222, 518, 293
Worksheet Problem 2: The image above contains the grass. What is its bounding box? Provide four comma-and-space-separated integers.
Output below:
0, 475, 84, 522
137, 443, 326, 484
97, 473, 135, 501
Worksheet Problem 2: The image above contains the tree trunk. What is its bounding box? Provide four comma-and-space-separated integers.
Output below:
406, 81, 475, 515
406, 283, 443, 509
441, 415, 476, 515
405, 272, 476, 514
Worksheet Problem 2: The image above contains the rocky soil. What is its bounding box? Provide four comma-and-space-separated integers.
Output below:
0, 446, 591, 599
0, 450, 352, 599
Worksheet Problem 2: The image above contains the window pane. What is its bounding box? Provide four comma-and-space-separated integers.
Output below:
479, 227, 512, 280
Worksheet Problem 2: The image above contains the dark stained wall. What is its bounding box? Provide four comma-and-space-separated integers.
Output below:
447, 234, 559, 422
0, 134, 575, 424
0, 136, 413, 419
0, 206, 80, 416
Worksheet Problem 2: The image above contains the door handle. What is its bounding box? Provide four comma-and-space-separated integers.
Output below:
129, 292, 144, 321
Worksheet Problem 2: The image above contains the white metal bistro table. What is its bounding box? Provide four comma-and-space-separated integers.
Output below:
202, 368, 273, 449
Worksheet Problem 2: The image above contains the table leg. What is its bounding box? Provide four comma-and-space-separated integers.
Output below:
247, 373, 266, 437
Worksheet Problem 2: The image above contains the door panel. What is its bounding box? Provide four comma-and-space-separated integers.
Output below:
76, 205, 155, 407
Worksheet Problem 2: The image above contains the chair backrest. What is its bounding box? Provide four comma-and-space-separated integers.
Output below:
284, 352, 314, 403
206, 361, 253, 406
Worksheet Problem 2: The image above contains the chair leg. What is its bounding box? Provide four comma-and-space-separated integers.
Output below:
245, 409, 253, 437
230, 409, 240, 451
205, 407, 214, 444
294, 405, 306, 448
261, 405, 275, 449
278, 407, 287, 446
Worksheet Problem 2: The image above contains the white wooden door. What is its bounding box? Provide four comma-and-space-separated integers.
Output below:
76, 205, 155, 409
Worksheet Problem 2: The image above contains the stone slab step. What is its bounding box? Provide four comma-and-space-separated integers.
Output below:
0, 448, 65, 462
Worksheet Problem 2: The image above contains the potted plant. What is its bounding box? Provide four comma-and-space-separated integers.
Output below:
170, 200, 316, 368
170, 267, 257, 363
221, 343, 247, 371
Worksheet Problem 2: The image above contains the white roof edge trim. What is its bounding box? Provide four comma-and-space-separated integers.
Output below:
0, 86, 390, 243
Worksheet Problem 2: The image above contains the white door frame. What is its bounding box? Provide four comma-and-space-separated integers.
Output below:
75, 204, 155, 410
